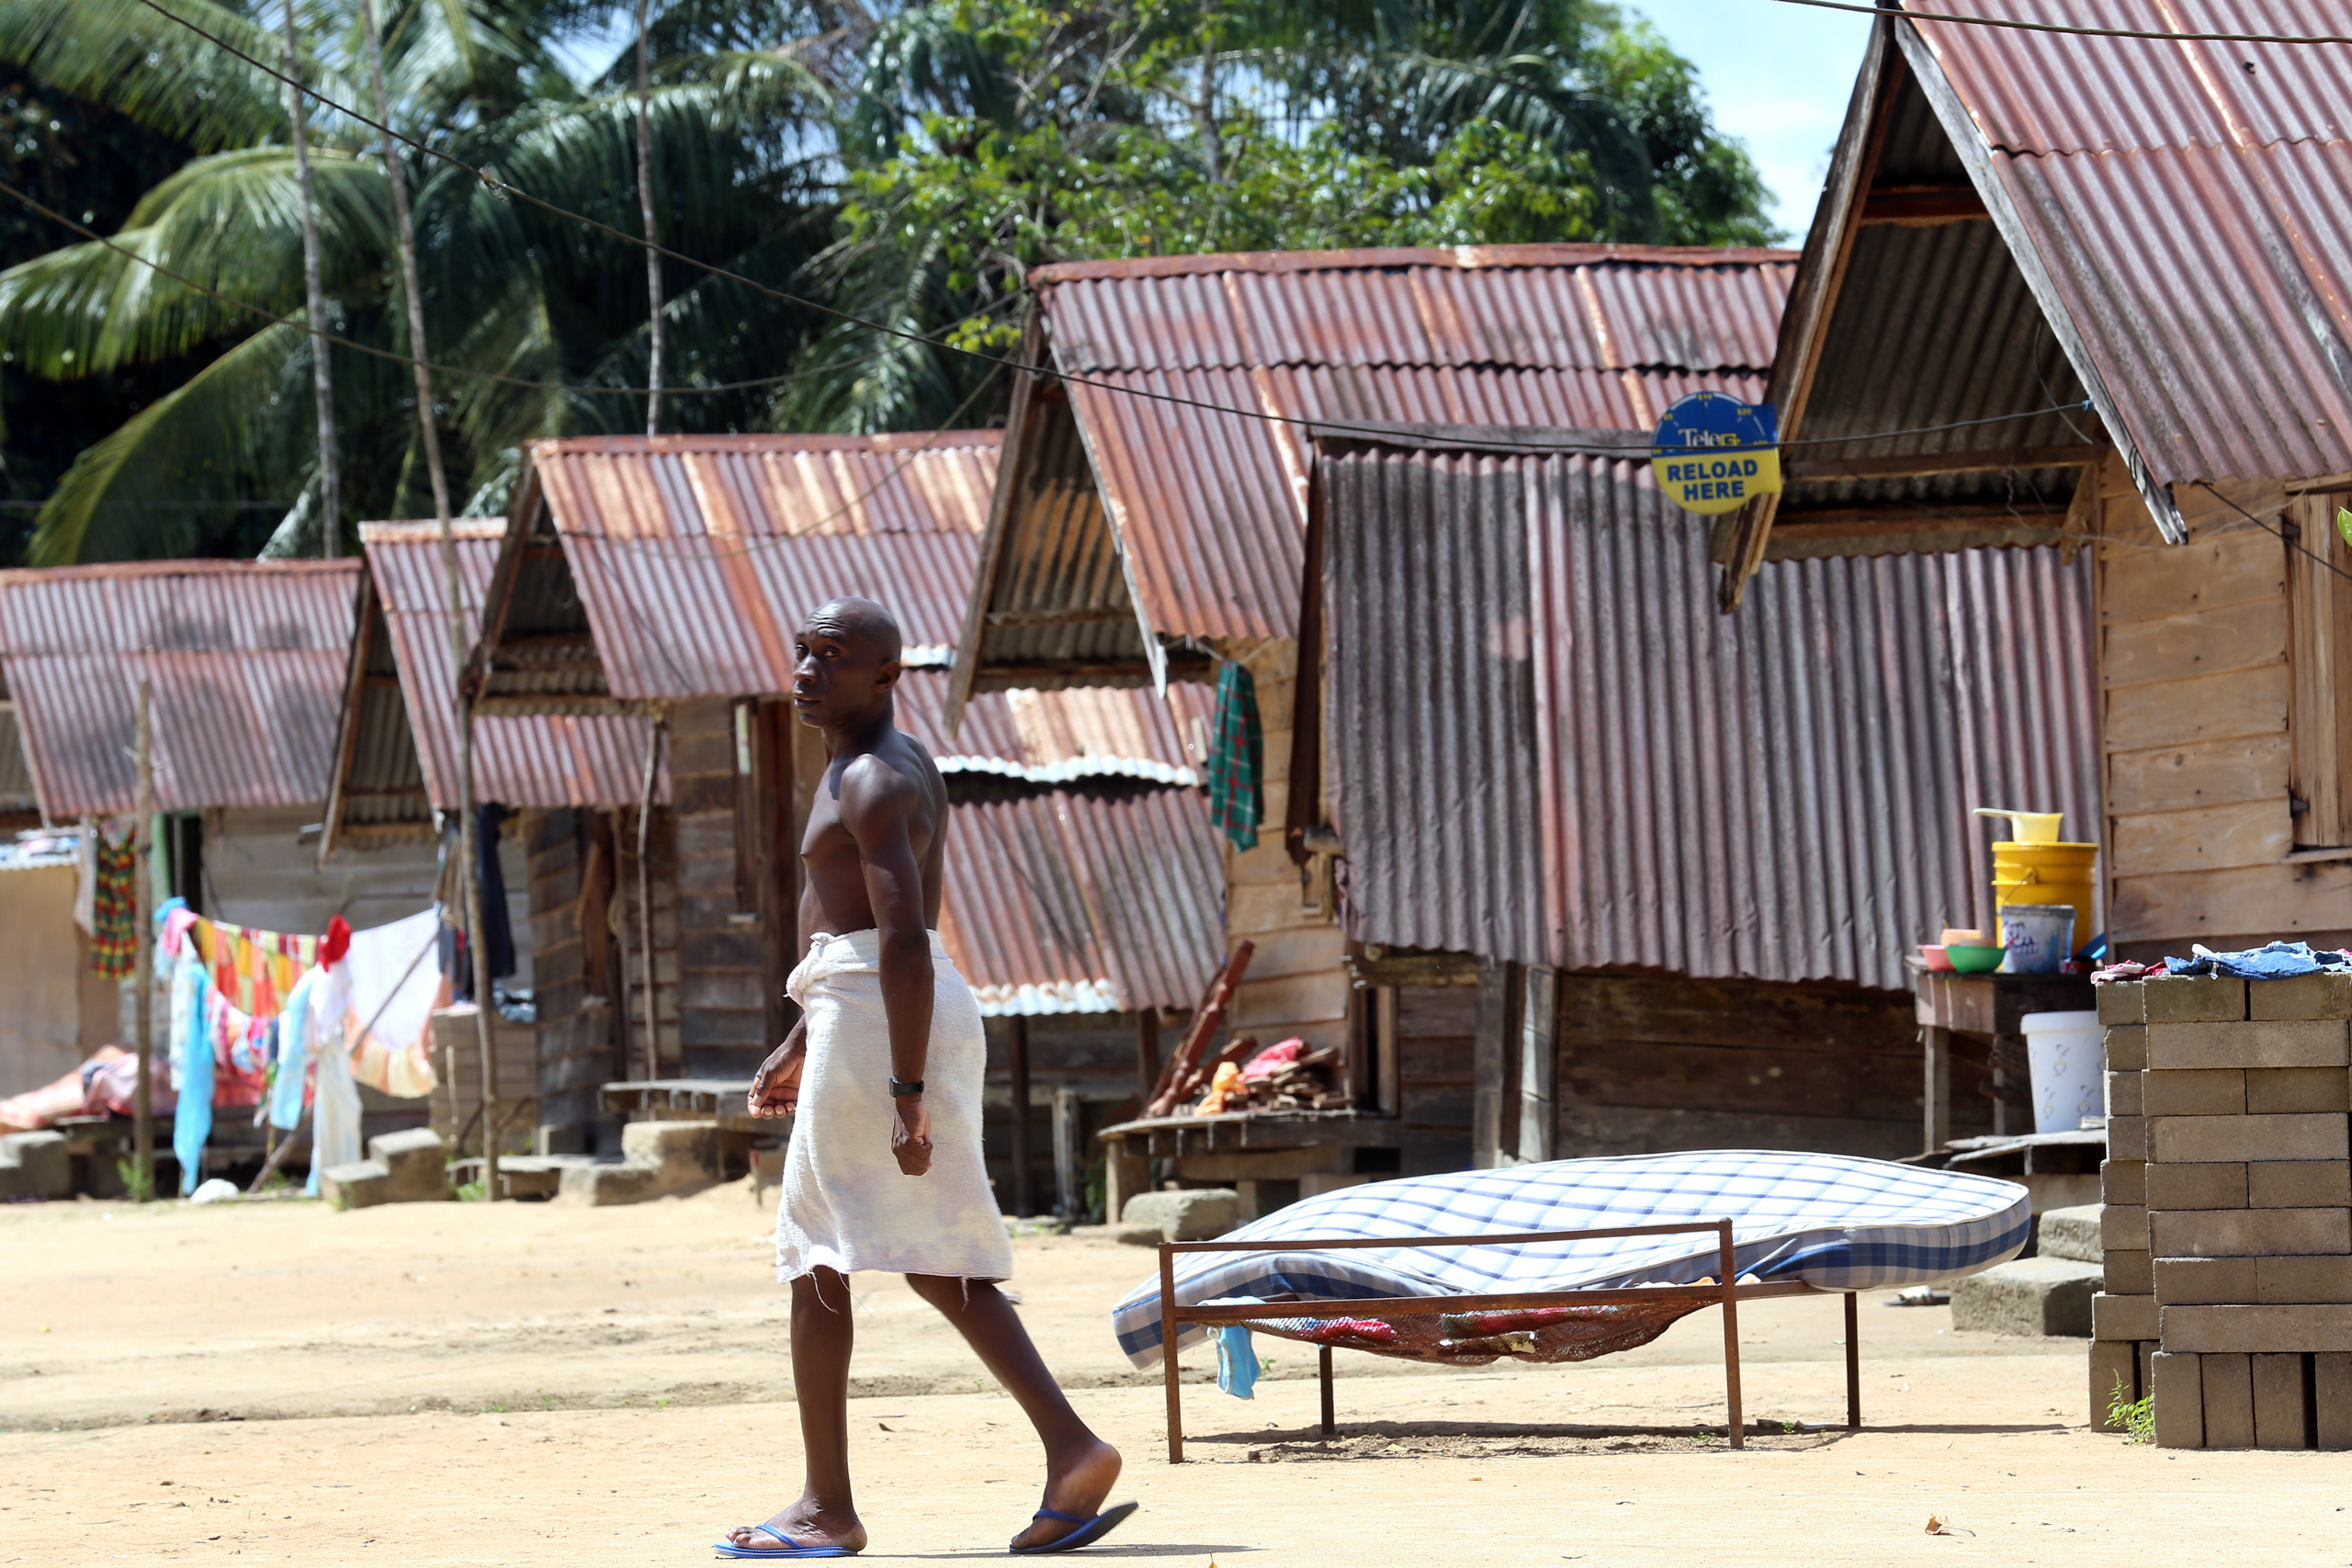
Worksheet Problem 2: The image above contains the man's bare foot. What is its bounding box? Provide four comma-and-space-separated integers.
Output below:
1010, 1438, 1122, 1550
723, 1495, 867, 1555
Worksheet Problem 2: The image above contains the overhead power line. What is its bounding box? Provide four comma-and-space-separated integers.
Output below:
1770, 0, 2352, 47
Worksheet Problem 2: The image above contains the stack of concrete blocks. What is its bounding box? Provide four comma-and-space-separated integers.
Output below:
2095, 972, 2352, 1449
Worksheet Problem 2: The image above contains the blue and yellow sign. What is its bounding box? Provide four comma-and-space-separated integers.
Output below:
1650, 391, 1781, 515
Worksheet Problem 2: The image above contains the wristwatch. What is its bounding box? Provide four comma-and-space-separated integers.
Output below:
888, 1077, 925, 1098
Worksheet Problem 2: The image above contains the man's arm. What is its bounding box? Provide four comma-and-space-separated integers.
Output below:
840, 754, 934, 1176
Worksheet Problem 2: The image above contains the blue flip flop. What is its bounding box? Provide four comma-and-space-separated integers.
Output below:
711, 1522, 854, 1558
1009, 1500, 1139, 1554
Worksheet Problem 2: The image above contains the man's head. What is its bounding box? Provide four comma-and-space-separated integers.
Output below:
792, 595, 903, 728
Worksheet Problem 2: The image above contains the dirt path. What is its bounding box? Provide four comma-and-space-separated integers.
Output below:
7, 1190, 2347, 1566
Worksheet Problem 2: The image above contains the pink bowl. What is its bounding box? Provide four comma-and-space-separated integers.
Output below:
1918, 943, 1955, 973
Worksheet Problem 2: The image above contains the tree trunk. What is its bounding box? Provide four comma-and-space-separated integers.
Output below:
281, 0, 341, 557
635, 0, 664, 435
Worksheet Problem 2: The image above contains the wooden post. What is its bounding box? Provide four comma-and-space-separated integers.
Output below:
1922, 1024, 1952, 1155
1718, 1219, 1744, 1450
1134, 1009, 1160, 1101
637, 716, 665, 1080
131, 679, 154, 1201
1052, 1087, 1082, 1219
1319, 1345, 1336, 1436
1375, 985, 1398, 1116
1007, 1015, 1032, 1217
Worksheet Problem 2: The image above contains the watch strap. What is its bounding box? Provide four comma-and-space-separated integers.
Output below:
888, 1077, 925, 1098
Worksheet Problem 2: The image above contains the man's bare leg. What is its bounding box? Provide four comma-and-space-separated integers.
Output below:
905, 1275, 1121, 1549
723, 1268, 870, 1554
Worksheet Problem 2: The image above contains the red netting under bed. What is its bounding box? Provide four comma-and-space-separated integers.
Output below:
1231, 1301, 1713, 1367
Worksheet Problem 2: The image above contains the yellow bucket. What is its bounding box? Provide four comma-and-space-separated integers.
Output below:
1990, 840, 2098, 953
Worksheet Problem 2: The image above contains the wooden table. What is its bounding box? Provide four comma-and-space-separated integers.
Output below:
1912, 965, 2095, 1153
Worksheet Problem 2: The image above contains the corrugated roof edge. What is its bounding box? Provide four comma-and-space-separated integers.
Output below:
519, 431, 1004, 461
0, 558, 359, 588
359, 519, 507, 544
1032, 243, 1800, 285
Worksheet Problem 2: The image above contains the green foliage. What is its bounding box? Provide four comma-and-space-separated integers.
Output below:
113, 1156, 155, 1203
455, 1177, 490, 1201
2109, 1376, 2155, 1444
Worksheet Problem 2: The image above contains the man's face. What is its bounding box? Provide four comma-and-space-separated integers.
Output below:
792, 615, 897, 728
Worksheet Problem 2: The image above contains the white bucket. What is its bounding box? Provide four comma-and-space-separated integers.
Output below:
1999, 903, 2076, 974
2021, 1010, 2104, 1134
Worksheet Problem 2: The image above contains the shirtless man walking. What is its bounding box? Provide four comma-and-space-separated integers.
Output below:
718, 596, 1131, 1559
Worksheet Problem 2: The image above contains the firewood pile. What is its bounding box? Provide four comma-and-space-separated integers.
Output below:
1141, 942, 1352, 1117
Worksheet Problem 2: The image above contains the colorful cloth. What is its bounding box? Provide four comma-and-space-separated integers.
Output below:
169, 953, 212, 1196
1205, 661, 1264, 852
199, 917, 319, 1020
2163, 941, 2352, 980
88, 826, 139, 979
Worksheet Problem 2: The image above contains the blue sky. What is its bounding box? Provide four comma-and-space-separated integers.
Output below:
1624, 0, 1875, 242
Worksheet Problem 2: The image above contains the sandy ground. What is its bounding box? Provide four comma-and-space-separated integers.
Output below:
6, 1185, 2351, 1566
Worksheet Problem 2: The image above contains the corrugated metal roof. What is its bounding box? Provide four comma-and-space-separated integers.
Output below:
0, 704, 35, 812
1315, 434, 2099, 991
357, 521, 662, 812
959, 244, 1797, 677
1904, 1, 2352, 485
0, 558, 360, 816
940, 785, 1226, 1014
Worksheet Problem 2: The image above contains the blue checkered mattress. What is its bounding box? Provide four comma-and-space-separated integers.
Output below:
1112, 1149, 2029, 1367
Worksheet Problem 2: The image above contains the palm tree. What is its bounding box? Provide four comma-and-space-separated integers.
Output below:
0, 0, 837, 560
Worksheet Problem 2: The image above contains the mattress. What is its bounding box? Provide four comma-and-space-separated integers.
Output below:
1112, 1149, 2031, 1367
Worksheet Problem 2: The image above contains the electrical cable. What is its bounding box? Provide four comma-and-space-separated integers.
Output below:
1767, 0, 2352, 48
2193, 480, 2352, 587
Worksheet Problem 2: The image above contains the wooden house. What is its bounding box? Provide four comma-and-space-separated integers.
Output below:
1716, 11, 2352, 959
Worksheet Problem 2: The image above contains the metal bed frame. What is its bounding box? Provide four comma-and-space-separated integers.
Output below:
1156, 1218, 1863, 1461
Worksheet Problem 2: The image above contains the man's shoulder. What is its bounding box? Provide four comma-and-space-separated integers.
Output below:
835, 739, 935, 813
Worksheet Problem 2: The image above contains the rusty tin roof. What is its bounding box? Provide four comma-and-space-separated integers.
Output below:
0, 558, 361, 817
950, 244, 1794, 711
1722, 6, 2352, 587
942, 784, 1226, 1015
1311, 430, 2099, 991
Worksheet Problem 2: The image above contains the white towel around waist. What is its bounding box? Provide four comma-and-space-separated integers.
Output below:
775, 929, 1013, 1283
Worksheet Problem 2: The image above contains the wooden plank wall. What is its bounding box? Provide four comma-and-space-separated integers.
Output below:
2098, 458, 2352, 952
1395, 983, 1476, 1174
670, 698, 772, 1077
978, 1011, 1159, 1215
1225, 638, 1351, 1054
525, 807, 624, 1143
1551, 971, 1962, 1160
207, 806, 446, 940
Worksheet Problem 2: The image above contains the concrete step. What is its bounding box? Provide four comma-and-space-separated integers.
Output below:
1951, 1255, 2103, 1337
2039, 1203, 2104, 1264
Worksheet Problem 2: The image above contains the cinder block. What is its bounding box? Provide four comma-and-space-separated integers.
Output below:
1121, 1188, 1240, 1241
2149, 1207, 2351, 1258
1949, 1257, 2099, 1337
555, 1162, 662, 1206
2148, 1020, 2350, 1070
2153, 1351, 2205, 1448
367, 1128, 450, 1203
2144, 1162, 2247, 1211
2155, 1256, 2259, 1305
2256, 1256, 2352, 1304
2162, 1303, 2352, 1354
2103, 1158, 2147, 1206
2202, 1352, 2256, 1448
2143, 976, 2246, 1023
2098, 983, 2147, 1026
2107, 1070, 2145, 1118
320, 1159, 390, 1211
2142, 1068, 2245, 1117
2107, 1248, 2154, 1295
2151, 1112, 2349, 1165
2316, 1354, 2352, 1450
2038, 1204, 2103, 1264
2107, 1116, 2149, 1160
2101, 1204, 2150, 1250
2254, 1352, 2311, 1450
0, 1132, 70, 1201
2107, 1024, 2150, 1069
2250, 971, 2352, 1021
2094, 1292, 2159, 1342
2248, 1160, 2352, 1208
2245, 1067, 2352, 1114
2091, 1338, 2138, 1430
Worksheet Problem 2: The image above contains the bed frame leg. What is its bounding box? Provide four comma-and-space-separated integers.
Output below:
1160, 1245, 1184, 1462
1717, 1219, 1744, 1450
1319, 1345, 1336, 1436
1845, 1291, 1861, 1430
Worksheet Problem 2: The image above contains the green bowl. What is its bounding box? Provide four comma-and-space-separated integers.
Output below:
1946, 944, 2005, 974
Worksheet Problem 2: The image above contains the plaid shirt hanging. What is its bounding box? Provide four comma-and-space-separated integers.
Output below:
1205, 661, 1263, 852
87, 826, 139, 979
